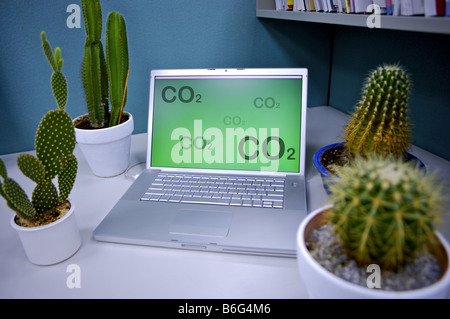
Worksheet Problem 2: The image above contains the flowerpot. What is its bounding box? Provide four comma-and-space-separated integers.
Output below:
297, 205, 450, 299
313, 143, 426, 194
74, 112, 134, 177
313, 143, 344, 194
11, 200, 81, 266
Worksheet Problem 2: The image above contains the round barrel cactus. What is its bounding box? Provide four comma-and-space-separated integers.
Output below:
328, 155, 443, 270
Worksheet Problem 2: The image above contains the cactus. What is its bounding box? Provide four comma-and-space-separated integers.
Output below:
35, 109, 76, 180
41, 32, 67, 110
343, 64, 411, 158
328, 155, 443, 270
81, 0, 109, 128
0, 33, 77, 223
0, 164, 37, 220
106, 11, 129, 127
81, 0, 129, 128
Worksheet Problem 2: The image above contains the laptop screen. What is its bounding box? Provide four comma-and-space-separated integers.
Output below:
149, 73, 305, 174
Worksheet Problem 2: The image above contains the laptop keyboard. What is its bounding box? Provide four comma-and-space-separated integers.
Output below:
140, 173, 285, 209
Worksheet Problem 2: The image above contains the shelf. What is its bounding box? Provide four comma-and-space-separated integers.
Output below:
256, 4, 450, 35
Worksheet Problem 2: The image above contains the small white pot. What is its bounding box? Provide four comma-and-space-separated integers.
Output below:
74, 112, 134, 177
297, 205, 450, 299
11, 200, 81, 266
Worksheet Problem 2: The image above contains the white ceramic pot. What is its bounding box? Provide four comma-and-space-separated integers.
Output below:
297, 205, 450, 299
74, 112, 134, 177
11, 200, 81, 266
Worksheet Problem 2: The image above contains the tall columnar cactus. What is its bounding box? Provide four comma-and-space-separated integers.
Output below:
343, 64, 411, 158
0, 33, 77, 222
328, 155, 443, 270
106, 11, 129, 127
81, 0, 129, 128
81, 0, 109, 128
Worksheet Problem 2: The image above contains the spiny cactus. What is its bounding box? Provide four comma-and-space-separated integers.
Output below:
41, 32, 67, 110
0, 33, 77, 222
106, 11, 129, 127
0, 160, 37, 220
81, 0, 109, 128
343, 64, 411, 158
81, 0, 129, 128
35, 109, 76, 180
328, 155, 443, 270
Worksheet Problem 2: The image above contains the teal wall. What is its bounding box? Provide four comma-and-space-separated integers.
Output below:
0, 0, 332, 155
329, 26, 450, 160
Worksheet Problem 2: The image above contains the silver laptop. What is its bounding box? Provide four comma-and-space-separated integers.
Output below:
93, 68, 308, 257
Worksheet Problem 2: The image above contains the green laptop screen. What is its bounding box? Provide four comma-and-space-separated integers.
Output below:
150, 76, 303, 173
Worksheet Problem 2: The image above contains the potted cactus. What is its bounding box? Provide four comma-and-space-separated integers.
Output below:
314, 64, 424, 191
0, 32, 81, 265
73, 0, 133, 177
297, 155, 450, 298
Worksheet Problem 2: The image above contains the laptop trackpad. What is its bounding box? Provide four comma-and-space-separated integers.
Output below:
169, 209, 232, 237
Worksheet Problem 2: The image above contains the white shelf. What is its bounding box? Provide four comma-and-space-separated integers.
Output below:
256, 1, 450, 34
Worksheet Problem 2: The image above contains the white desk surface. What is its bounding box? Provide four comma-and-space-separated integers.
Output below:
1, 106, 449, 299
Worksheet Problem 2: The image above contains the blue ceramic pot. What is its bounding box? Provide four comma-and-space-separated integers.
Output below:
313, 143, 426, 194
313, 143, 343, 194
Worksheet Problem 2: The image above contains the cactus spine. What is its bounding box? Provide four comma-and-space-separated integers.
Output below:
328, 155, 443, 270
343, 64, 411, 158
81, 0, 129, 128
0, 33, 77, 222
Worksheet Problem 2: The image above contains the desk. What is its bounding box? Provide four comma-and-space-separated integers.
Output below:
1, 106, 449, 298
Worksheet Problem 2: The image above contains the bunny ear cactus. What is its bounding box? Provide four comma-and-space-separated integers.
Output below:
35, 109, 76, 180
328, 155, 444, 271
41, 31, 67, 110
0, 113, 76, 218
0, 158, 37, 220
38, 32, 77, 207
343, 64, 411, 158
0, 33, 77, 224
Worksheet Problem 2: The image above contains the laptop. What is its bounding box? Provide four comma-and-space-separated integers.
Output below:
93, 68, 308, 257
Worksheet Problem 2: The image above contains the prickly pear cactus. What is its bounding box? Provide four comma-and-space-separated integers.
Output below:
41, 31, 67, 110
0, 159, 37, 220
328, 155, 443, 270
0, 109, 77, 218
58, 154, 77, 203
0, 33, 77, 222
343, 64, 411, 158
35, 109, 76, 180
